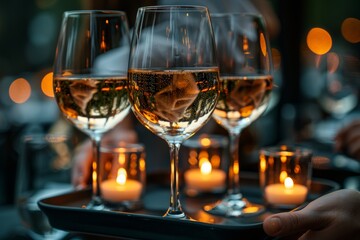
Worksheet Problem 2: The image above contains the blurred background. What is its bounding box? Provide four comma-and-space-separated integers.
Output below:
0, 0, 359, 236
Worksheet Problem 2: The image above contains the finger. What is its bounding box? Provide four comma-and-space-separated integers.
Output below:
263, 210, 324, 237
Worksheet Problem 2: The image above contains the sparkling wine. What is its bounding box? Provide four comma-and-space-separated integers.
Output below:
213, 75, 273, 131
128, 68, 219, 141
54, 76, 130, 135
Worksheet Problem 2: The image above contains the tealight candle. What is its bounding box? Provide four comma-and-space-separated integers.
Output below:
184, 160, 226, 192
259, 145, 312, 208
101, 168, 143, 202
265, 177, 308, 205
100, 143, 146, 210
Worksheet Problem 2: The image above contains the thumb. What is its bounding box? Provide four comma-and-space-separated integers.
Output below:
263, 210, 315, 237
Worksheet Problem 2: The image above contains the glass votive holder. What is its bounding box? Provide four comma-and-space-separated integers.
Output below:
100, 142, 146, 211
181, 134, 228, 197
259, 145, 313, 209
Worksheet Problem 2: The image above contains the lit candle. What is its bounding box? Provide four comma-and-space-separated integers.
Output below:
101, 168, 142, 202
184, 160, 226, 192
265, 177, 308, 205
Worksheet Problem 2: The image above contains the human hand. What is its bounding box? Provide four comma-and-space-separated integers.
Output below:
263, 189, 360, 240
334, 120, 360, 160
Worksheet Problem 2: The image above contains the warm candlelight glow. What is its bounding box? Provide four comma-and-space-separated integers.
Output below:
200, 137, 211, 147
116, 168, 127, 185
243, 36, 249, 54
265, 176, 308, 206
184, 159, 226, 193
118, 152, 126, 165
101, 166, 142, 202
284, 177, 294, 189
260, 33, 267, 57
279, 171, 288, 183
211, 154, 221, 168
261, 146, 312, 208
233, 161, 239, 175
200, 161, 212, 175
260, 156, 266, 172
139, 158, 146, 171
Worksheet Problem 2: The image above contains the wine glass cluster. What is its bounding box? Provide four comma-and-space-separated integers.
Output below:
53, 7, 273, 219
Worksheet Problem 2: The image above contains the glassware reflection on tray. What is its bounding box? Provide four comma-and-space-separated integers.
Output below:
38, 172, 339, 240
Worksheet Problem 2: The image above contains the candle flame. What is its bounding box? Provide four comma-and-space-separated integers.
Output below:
284, 177, 294, 189
116, 168, 127, 185
200, 161, 212, 175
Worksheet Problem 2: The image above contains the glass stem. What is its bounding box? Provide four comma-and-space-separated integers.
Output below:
227, 131, 241, 196
91, 135, 102, 205
166, 141, 184, 217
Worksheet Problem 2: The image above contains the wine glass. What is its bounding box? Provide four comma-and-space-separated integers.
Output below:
53, 10, 131, 209
128, 5, 219, 219
203, 13, 274, 217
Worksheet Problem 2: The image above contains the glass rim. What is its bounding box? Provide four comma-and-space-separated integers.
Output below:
22, 134, 69, 144
100, 142, 145, 153
210, 12, 263, 19
260, 145, 313, 157
183, 134, 228, 148
63, 10, 127, 17
138, 5, 209, 12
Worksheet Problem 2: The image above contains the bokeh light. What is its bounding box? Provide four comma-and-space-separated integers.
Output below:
9, 78, 31, 104
41, 72, 54, 97
306, 27, 332, 55
326, 52, 340, 73
341, 17, 360, 43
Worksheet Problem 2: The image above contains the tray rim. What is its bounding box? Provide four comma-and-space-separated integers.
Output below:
38, 175, 340, 240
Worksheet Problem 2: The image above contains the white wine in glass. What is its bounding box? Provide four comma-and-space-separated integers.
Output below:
128, 5, 220, 219
204, 13, 274, 217
53, 10, 131, 209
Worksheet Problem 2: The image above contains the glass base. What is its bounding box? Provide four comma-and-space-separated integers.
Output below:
163, 208, 191, 219
203, 193, 264, 217
86, 196, 105, 210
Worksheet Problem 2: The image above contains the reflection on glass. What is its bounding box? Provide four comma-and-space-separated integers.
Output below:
128, 5, 219, 219
204, 13, 273, 217
52, 10, 131, 209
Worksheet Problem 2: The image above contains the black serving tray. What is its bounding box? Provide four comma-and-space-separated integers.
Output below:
38, 172, 339, 240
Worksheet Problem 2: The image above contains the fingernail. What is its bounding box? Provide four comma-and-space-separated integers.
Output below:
268, 217, 281, 235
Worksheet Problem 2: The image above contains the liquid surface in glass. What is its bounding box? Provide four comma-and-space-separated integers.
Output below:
54, 76, 130, 135
212, 75, 273, 132
128, 68, 219, 142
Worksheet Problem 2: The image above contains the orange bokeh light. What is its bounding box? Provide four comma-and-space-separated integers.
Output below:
306, 28, 332, 55
41, 72, 54, 97
341, 18, 360, 43
9, 78, 31, 104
